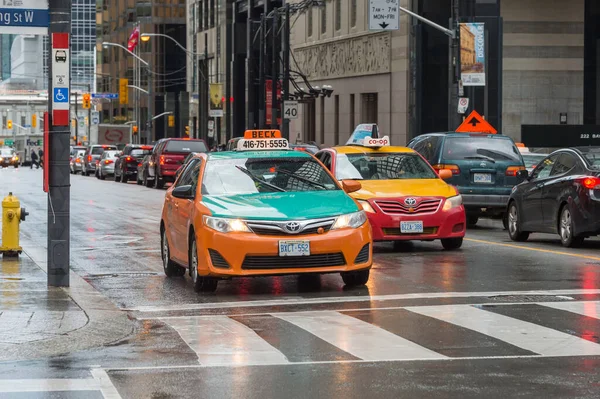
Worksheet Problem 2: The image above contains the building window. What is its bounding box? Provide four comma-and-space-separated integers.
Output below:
209, 0, 215, 28
361, 93, 378, 123
320, 96, 325, 143
321, 3, 326, 34
349, 94, 355, 129
334, 95, 340, 144
335, 0, 341, 31
350, 0, 357, 27
307, 7, 313, 37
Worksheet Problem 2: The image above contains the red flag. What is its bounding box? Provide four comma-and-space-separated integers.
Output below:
127, 27, 140, 52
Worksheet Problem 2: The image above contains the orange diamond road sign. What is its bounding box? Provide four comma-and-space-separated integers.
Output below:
455, 110, 497, 134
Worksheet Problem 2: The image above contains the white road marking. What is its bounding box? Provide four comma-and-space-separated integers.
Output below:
162, 315, 289, 366
91, 368, 123, 399
0, 378, 99, 393
539, 301, 600, 320
125, 289, 600, 312
406, 305, 600, 356
273, 311, 445, 361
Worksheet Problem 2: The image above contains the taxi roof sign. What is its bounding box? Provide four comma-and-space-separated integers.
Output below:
455, 110, 497, 134
346, 123, 380, 145
244, 129, 282, 139
363, 136, 390, 148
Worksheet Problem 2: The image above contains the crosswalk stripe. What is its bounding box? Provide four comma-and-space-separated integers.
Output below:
161, 316, 289, 366
0, 379, 99, 393
406, 304, 600, 356
539, 301, 600, 320
273, 311, 445, 361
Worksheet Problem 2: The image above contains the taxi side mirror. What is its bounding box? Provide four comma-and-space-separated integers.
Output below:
341, 179, 362, 194
172, 185, 195, 199
438, 169, 453, 180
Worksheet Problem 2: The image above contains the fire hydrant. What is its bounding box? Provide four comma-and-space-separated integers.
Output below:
1, 192, 28, 257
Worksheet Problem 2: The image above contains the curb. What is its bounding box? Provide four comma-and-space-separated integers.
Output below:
0, 246, 135, 362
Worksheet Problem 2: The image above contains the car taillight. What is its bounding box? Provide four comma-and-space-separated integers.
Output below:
582, 177, 600, 189
87, 155, 92, 162
105, 160, 113, 164
138, 163, 142, 167
126, 156, 132, 162
160, 156, 165, 165
432, 164, 460, 175
505, 166, 525, 176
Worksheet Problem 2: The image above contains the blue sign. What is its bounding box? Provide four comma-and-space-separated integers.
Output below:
53, 88, 69, 103
92, 93, 118, 99
346, 123, 380, 145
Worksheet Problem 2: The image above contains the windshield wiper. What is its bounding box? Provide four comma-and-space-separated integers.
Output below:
276, 168, 328, 190
236, 166, 286, 192
464, 155, 496, 163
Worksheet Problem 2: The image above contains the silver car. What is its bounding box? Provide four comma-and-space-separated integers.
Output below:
70, 150, 86, 174
98, 150, 121, 180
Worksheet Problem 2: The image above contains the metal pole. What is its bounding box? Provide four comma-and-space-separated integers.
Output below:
87, 83, 91, 142
146, 65, 152, 144
259, 14, 265, 128
282, 4, 290, 140
225, 0, 232, 142
48, 0, 71, 287
74, 92, 78, 143
271, 11, 278, 129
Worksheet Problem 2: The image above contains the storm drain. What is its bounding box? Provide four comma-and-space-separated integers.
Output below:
487, 295, 575, 303
86, 272, 160, 280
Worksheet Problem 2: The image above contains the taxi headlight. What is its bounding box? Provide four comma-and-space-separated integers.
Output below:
203, 216, 250, 233
442, 195, 463, 211
331, 211, 367, 230
357, 200, 375, 213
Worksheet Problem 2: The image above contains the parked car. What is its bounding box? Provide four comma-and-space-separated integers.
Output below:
408, 132, 525, 227
0, 147, 19, 168
149, 138, 208, 189
507, 147, 600, 247
83, 144, 118, 176
521, 153, 549, 173
114, 144, 153, 183
70, 149, 86, 174
174, 152, 200, 181
97, 150, 121, 180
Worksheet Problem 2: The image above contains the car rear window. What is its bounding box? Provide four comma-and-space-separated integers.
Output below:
582, 152, 600, 169
165, 140, 207, 153
522, 154, 548, 169
91, 147, 105, 155
443, 136, 521, 162
131, 148, 152, 156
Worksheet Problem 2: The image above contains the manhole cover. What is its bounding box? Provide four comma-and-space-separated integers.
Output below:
488, 295, 574, 303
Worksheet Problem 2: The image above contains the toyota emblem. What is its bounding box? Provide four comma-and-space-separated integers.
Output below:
404, 198, 417, 206
285, 222, 301, 233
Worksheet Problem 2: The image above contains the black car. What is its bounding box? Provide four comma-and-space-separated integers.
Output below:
114, 144, 154, 183
507, 147, 600, 247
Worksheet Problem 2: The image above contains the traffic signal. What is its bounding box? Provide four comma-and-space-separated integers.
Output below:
185, 125, 189, 136
82, 93, 91, 109
32, 114, 37, 128
168, 115, 175, 128
7, 120, 12, 130
133, 126, 138, 134
119, 79, 128, 105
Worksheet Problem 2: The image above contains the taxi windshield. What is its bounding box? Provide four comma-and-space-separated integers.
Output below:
202, 157, 340, 195
336, 153, 437, 180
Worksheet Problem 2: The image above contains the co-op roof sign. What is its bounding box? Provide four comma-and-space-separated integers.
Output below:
346, 123, 381, 145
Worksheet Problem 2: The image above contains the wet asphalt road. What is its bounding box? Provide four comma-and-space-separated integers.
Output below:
2, 168, 600, 398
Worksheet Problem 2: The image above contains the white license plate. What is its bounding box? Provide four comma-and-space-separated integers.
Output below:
279, 240, 310, 257
474, 173, 492, 183
400, 221, 423, 234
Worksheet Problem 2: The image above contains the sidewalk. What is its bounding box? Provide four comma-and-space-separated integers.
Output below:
0, 251, 134, 362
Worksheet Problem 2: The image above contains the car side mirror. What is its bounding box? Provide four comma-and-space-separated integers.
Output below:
516, 169, 529, 181
438, 169, 453, 180
172, 185, 194, 199
341, 179, 362, 194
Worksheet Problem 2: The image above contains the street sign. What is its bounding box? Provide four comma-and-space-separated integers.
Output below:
5, 139, 14, 146
457, 97, 469, 114
0, 0, 49, 35
51, 33, 70, 126
368, 0, 399, 31
456, 110, 497, 134
92, 93, 119, 99
283, 100, 299, 120
92, 111, 100, 125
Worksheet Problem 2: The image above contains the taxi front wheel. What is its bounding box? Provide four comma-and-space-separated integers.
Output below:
189, 237, 218, 293
341, 269, 370, 287
161, 228, 185, 277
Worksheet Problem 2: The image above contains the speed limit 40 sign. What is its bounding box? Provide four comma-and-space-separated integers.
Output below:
283, 100, 299, 120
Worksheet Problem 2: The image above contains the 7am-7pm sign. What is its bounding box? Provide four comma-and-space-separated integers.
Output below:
0, 0, 49, 35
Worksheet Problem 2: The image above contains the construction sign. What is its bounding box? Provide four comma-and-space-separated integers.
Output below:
455, 110, 497, 134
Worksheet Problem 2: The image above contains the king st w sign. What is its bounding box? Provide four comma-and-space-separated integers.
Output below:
0, 0, 49, 35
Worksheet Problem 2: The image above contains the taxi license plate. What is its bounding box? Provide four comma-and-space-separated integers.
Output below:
279, 240, 310, 256
474, 173, 492, 183
400, 221, 423, 234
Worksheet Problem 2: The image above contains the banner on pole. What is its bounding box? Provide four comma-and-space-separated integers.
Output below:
460, 23, 485, 86
209, 83, 223, 117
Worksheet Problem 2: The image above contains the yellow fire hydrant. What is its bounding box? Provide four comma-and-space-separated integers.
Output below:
1, 192, 28, 257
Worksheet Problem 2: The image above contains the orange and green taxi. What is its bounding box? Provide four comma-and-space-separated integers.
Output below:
315, 124, 466, 250
160, 129, 372, 292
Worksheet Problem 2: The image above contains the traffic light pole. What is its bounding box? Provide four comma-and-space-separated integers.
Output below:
74, 92, 78, 144
48, 0, 71, 287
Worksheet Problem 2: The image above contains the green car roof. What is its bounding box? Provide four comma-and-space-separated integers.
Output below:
208, 149, 310, 160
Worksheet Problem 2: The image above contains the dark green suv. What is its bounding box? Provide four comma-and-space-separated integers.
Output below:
408, 133, 525, 226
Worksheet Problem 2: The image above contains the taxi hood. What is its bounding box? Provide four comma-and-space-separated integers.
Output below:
202, 191, 359, 220
350, 179, 456, 200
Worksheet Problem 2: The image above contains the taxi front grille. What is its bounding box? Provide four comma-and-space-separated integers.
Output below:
246, 219, 335, 236
382, 227, 439, 236
249, 224, 333, 236
375, 199, 442, 215
354, 244, 370, 264
241, 253, 346, 269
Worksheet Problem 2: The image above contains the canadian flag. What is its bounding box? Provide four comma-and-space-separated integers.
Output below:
127, 27, 140, 52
